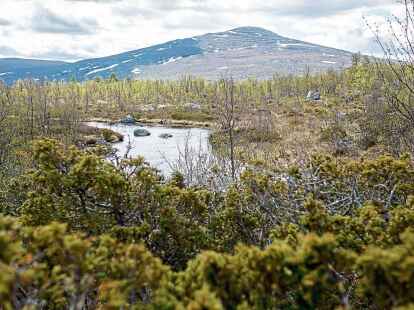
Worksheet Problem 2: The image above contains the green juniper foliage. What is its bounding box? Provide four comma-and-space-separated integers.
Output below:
1, 138, 414, 308
1, 58, 414, 308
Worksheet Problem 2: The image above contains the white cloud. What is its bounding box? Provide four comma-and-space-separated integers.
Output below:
0, 0, 402, 61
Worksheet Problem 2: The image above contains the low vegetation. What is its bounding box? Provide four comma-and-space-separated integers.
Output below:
2, 10, 414, 306
1, 139, 414, 308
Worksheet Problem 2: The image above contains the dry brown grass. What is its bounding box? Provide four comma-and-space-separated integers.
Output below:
233, 97, 364, 169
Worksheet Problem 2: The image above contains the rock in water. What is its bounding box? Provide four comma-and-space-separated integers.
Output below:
120, 115, 136, 124
134, 128, 151, 137
159, 133, 173, 139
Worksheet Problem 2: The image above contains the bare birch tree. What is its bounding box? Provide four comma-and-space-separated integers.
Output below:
215, 78, 239, 181
371, 0, 414, 152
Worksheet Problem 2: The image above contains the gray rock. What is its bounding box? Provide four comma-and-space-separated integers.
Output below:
184, 102, 202, 111
134, 128, 151, 137
120, 115, 136, 124
140, 105, 155, 112
159, 133, 173, 139
334, 138, 352, 155
306, 90, 321, 101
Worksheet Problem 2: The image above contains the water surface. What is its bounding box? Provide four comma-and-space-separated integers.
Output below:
87, 122, 211, 175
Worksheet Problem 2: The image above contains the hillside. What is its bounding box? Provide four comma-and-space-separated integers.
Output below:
0, 58, 68, 83
0, 27, 354, 84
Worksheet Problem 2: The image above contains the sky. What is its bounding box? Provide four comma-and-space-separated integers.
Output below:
0, 0, 402, 62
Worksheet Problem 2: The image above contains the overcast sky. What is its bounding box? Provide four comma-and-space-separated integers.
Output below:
0, 0, 401, 62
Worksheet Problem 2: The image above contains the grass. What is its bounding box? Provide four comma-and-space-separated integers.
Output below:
82, 103, 215, 128
78, 124, 124, 145
77, 93, 380, 168
209, 95, 369, 169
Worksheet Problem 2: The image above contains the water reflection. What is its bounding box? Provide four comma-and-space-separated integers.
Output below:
87, 122, 211, 175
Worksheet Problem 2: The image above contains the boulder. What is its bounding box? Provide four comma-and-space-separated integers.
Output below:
306, 90, 321, 101
120, 114, 136, 124
158, 104, 171, 110
159, 133, 173, 139
334, 138, 352, 155
134, 128, 151, 137
141, 105, 155, 112
184, 102, 202, 111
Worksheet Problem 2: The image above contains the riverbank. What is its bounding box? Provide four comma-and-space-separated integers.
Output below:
86, 117, 213, 129
78, 123, 124, 145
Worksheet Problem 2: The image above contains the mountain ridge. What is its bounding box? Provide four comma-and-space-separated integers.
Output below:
0, 26, 354, 84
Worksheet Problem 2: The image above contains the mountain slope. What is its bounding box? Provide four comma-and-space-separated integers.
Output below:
0, 58, 68, 83
0, 27, 354, 84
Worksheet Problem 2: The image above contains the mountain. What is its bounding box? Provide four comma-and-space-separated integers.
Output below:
0, 58, 67, 72
0, 58, 68, 84
0, 27, 354, 85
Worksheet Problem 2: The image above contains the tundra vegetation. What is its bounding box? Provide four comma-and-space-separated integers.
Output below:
2, 10, 414, 308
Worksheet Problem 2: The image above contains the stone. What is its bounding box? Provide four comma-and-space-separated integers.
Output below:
120, 114, 136, 124
334, 138, 352, 155
141, 105, 155, 112
184, 102, 202, 111
134, 128, 151, 137
159, 133, 173, 139
158, 104, 170, 110
306, 90, 321, 101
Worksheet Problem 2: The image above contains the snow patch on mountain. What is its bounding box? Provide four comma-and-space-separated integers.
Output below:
0, 26, 355, 85
86, 64, 119, 76
131, 68, 141, 74
279, 43, 311, 48
162, 57, 183, 65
